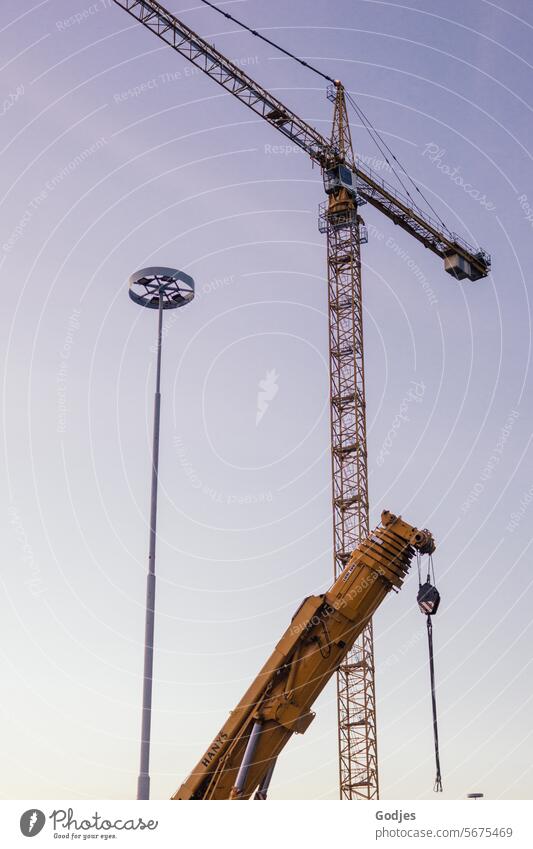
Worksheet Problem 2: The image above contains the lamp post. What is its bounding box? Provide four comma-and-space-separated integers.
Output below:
129, 266, 195, 801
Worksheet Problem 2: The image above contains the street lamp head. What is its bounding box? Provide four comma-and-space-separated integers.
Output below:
129, 266, 195, 310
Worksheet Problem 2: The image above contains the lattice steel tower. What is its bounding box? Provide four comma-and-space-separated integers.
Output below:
319, 84, 375, 799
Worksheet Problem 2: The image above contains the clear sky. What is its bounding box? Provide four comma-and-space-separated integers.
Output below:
1, 0, 532, 801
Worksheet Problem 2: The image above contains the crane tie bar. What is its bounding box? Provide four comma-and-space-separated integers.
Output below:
199, 0, 337, 85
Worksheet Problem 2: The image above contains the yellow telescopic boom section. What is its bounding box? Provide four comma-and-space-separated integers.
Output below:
173, 510, 435, 800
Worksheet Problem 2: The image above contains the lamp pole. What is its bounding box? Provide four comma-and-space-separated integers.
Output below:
129, 266, 195, 801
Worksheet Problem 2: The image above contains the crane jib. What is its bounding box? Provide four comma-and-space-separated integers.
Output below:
112, 0, 331, 165
111, 0, 490, 281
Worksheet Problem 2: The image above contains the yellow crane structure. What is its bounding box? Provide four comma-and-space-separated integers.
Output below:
110, 0, 490, 800
173, 510, 435, 799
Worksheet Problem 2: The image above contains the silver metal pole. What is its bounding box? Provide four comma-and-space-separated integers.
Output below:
137, 290, 164, 801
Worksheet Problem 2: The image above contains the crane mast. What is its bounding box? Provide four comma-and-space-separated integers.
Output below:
110, 0, 490, 800
323, 84, 376, 798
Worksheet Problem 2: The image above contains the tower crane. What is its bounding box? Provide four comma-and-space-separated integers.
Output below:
110, 0, 491, 800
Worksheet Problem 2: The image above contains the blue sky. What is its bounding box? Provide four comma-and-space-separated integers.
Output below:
1, 0, 532, 800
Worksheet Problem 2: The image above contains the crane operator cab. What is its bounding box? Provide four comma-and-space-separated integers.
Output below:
323, 164, 358, 198
322, 164, 362, 230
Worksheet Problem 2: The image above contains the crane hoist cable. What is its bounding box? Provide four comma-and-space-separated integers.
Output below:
344, 90, 452, 237
417, 551, 443, 793
198, 0, 336, 84
200, 0, 453, 240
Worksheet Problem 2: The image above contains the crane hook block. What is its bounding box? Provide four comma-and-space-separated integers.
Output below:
417, 582, 441, 616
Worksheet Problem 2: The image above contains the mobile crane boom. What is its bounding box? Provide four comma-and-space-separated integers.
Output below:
173, 510, 435, 799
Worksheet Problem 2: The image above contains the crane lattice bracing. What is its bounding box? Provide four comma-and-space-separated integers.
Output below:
110, 2, 490, 283
110, 0, 490, 800
324, 84, 376, 799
